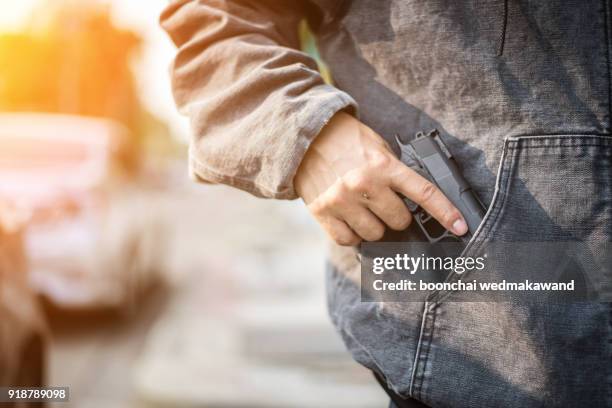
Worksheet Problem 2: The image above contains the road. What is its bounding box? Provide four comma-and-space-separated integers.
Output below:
47, 177, 387, 407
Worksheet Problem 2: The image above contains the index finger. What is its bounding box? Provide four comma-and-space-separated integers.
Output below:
389, 163, 468, 236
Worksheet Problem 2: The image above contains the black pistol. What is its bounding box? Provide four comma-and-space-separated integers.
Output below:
396, 130, 485, 243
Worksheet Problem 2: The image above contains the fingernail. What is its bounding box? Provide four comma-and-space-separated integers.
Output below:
452, 219, 468, 236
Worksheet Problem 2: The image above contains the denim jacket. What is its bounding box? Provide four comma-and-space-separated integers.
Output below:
162, 1, 612, 406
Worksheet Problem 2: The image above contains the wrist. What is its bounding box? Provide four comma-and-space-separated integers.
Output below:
294, 112, 355, 202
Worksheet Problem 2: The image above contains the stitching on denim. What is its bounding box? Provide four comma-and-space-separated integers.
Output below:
334, 272, 417, 398
435, 149, 514, 304
608, 303, 612, 407
603, 0, 612, 131
414, 305, 436, 401
435, 134, 610, 303
497, 0, 509, 56
409, 301, 430, 397
508, 133, 612, 142
432, 141, 515, 304
372, 305, 424, 398
473, 144, 519, 244
513, 135, 612, 140
513, 143, 612, 150
469, 147, 515, 244
460, 145, 517, 260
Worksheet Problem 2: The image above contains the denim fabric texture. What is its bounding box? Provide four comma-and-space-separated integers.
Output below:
324, 2, 612, 406
163, 0, 612, 406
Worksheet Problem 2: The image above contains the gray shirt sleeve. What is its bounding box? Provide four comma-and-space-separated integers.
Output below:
160, 0, 358, 199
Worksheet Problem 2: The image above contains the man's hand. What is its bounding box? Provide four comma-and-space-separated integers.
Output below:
294, 112, 468, 246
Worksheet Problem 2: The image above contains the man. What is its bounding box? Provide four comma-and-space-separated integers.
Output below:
161, 1, 612, 406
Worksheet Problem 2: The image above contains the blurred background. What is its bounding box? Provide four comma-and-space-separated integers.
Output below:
0, 1, 386, 407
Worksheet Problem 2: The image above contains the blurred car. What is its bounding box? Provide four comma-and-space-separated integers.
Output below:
0, 202, 46, 398
0, 113, 166, 311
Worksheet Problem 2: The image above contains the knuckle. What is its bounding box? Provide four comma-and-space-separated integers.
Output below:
331, 180, 348, 197
390, 213, 412, 230
364, 224, 385, 241
326, 189, 346, 207
343, 172, 370, 192
419, 181, 438, 203
335, 231, 360, 246
367, 150, 392, 170
399, 213, 413, 229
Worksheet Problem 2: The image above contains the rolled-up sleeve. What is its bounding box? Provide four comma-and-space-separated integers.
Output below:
160, 0, 358, 199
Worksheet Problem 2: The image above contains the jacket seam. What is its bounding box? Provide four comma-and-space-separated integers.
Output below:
409, 301, 430, 397
497, 0, 509, 56
432, 142, 516, 304
413, 304, 436, 401
509, 143, 612, 150
603, 0, 612, 132
507, 132, 612, 139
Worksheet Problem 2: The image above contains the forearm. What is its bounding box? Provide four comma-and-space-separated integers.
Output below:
161, 0, 357, 199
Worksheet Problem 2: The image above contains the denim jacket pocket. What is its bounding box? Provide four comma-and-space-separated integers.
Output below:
413, 134, 612, 408
429, 134, 612, 304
